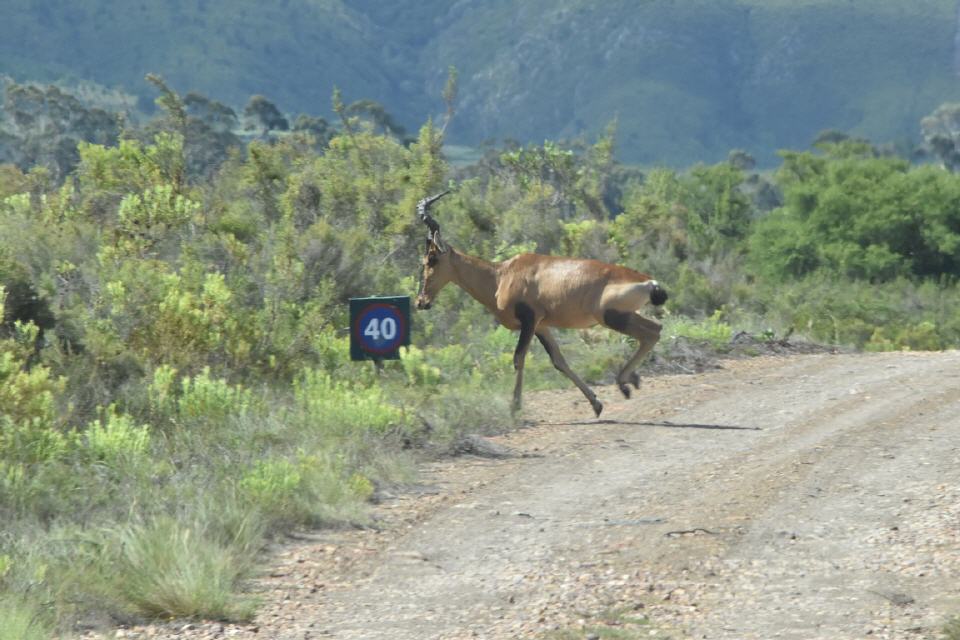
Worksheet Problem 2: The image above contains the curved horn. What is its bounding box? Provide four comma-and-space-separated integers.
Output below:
417, 190, 450, 238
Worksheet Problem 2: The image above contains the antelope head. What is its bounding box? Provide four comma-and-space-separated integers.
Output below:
415, 191, 452, 310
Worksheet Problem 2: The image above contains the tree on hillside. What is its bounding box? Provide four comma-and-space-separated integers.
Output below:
921, 103, 960, 172
291, 114, 335, 150
144, 76, 241, 180
345, 99, 409, 141
0, 83, 120, 179
243, 95, 289, 135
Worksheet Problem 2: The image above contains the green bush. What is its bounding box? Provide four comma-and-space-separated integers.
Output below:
177, 368, 253, 423
293, 369, 412, 438
82, 410, 152, 469
664, 310, 734, 349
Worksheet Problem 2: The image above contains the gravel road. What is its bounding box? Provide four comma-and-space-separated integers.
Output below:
112, 351, 960, 640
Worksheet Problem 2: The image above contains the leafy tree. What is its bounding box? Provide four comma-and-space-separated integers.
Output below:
750, 143, 960, 281
921, 102, 960, 172
0, 82, 120, 179
243, 95, 289, 135
144, 77, 240, 180
345, 99, 408, 141
291, 114, 334, 150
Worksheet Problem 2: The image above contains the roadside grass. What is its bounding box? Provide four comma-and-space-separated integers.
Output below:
543, 605, 665, 639
0, 356, 418, 635
112, 516, 260, 621
0, 596, 53, 640
944, 617, 960, 640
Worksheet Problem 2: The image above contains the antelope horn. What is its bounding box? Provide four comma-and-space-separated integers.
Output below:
417, 190, 450, 238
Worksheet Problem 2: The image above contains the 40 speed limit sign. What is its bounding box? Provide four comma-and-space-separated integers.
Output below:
349, 296, 411, 361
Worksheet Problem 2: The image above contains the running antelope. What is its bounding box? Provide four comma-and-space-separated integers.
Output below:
415, 192, 668, 417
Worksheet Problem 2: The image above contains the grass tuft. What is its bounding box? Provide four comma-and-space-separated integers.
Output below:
944, 617, 960, 640
0, 596, 53, 640
113, 516, 258, 621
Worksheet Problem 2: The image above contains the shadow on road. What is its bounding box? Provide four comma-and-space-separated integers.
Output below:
559, 419, 761, 431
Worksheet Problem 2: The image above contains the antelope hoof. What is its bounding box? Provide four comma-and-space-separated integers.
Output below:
592, 400, 604, 418
618, 382, 631, 399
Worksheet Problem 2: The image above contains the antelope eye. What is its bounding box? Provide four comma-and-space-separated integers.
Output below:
427, 255, 438, 267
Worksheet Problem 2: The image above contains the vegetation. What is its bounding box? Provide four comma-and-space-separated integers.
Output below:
945, 616, 960, 640
2, 1, 960, 164
544, 605, 661, 639
0, 72, 958, 637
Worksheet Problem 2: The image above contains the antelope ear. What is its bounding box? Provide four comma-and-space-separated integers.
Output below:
433, 232, 448, 254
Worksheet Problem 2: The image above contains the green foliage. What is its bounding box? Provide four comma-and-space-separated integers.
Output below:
755, 276, 960, 349
664, 310, 734, 349
239, 458, 302, 512
750, 146, 960, 281
176, 368, 252, 423
82, 410, 151, 469
293, 369, 411, 438
238, 454, 375, 526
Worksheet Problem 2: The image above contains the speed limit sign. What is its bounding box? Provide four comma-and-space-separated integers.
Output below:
349, 296, 411, 361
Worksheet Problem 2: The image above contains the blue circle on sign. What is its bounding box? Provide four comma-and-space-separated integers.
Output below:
354, 303, 407, 355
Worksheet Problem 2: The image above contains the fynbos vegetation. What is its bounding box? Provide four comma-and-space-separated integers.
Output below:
0, 73, 958, 636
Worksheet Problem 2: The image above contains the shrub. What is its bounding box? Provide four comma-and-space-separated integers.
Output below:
177, 368, 252, 423
664, 310, 734, 349
239, 458, 302, 517
82, 410, 152, 470
293, 369, 411, 438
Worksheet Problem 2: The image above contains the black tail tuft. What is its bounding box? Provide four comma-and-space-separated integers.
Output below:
650, 285, 668, 306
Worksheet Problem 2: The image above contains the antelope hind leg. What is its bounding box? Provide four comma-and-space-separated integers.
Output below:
602, 310, 662, 399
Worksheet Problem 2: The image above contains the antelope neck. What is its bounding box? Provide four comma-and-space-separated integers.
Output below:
450, 248, 499, 312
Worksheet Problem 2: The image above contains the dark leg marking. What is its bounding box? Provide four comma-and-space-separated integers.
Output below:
510, 302, 538, 415
514, 302, 536, 369
536, 332, 559, 360
603, 309, 631, 333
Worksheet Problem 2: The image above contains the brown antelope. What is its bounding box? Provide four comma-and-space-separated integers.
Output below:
414, 192, 667, 417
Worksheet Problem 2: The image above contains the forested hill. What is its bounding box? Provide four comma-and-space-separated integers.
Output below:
2, 0, 959, 165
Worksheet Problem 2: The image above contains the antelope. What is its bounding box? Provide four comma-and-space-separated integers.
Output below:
414, 191, 668, 417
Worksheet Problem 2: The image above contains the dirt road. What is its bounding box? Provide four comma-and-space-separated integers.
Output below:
134, 351, 960, 640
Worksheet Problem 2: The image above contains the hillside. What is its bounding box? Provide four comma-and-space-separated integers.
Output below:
2, 0, 959, 164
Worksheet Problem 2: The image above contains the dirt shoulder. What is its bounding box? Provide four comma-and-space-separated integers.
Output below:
107, 351, 960, 640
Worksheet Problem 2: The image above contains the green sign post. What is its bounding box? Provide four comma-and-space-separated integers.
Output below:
349, 296, 411, 361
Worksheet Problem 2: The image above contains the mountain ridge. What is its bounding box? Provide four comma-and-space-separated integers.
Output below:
1, 0, 959, 165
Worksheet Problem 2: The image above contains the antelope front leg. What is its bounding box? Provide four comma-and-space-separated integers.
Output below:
511, 302, 538, 415
537, 329, 603, 417
603, 310, 662, 399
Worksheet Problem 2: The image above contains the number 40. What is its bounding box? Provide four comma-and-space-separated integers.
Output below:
364, 317, 397, 341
